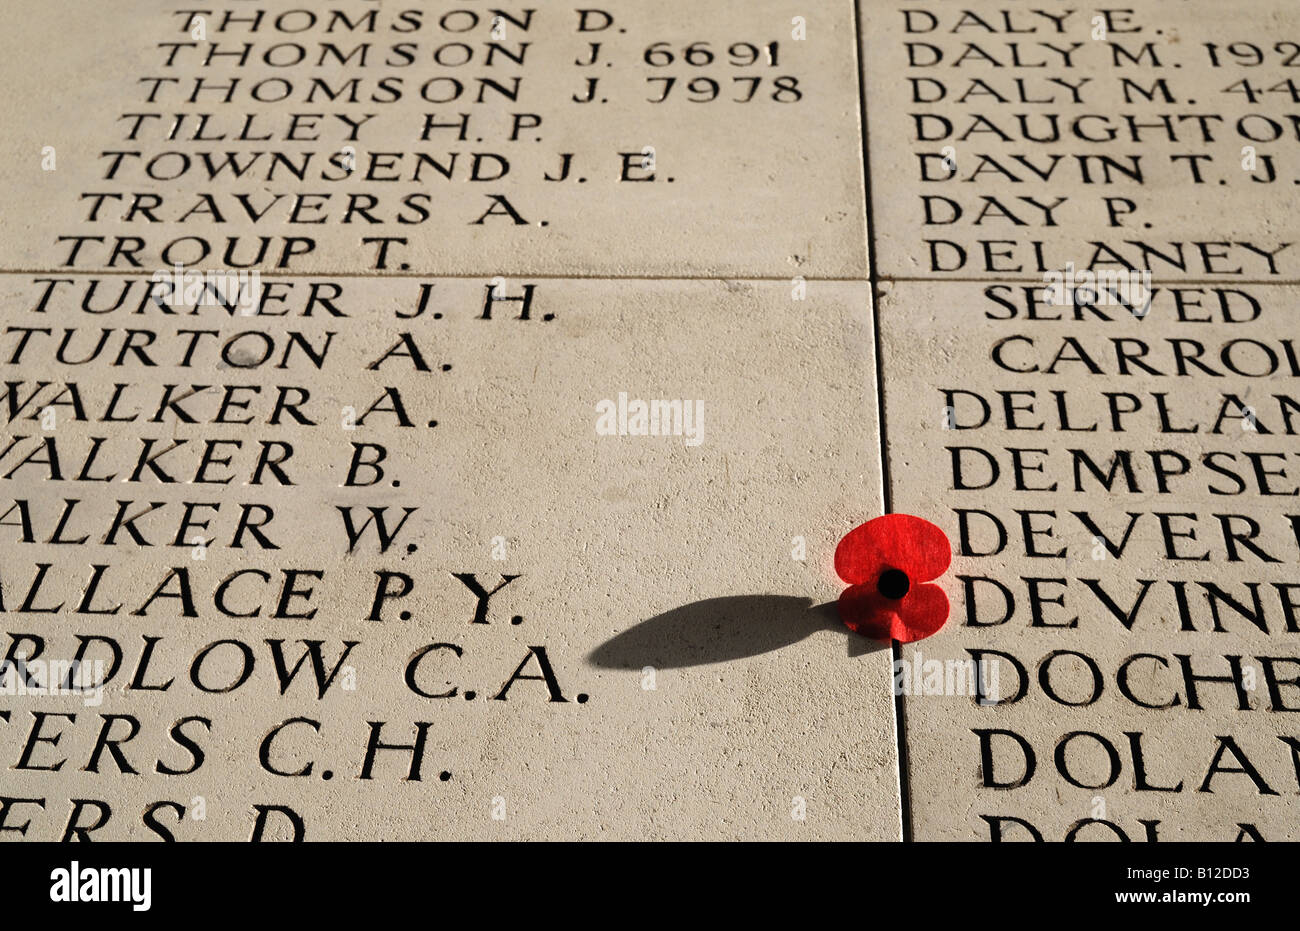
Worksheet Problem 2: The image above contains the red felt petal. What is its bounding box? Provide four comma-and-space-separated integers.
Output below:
891, 583, 950, 643
837, 582, 950, 643
837, 584, 894, 639
834, 514, 951, 585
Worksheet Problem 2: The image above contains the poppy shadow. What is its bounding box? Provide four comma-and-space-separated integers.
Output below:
588, 595, 889, 670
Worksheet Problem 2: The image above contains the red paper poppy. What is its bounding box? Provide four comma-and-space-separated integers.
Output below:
834, 514, 952, 643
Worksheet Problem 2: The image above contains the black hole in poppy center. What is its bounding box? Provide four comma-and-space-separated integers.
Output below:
877, 568, 910, 600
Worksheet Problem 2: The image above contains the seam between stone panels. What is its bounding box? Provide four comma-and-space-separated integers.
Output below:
875, 277, 1300, 286
853, 0, 911, 845
0, 269, 879, 281
5, 270, 1299, 287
